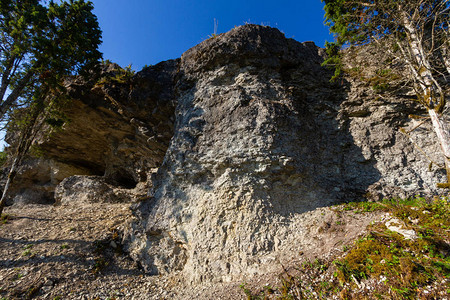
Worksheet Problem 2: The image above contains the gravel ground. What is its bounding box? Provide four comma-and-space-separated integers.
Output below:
0, 203, 176, 300
2, 201, 416, 300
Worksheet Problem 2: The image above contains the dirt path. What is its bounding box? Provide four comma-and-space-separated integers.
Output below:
0, 203, 174, 300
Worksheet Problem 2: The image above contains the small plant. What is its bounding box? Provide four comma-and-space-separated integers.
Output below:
372, 82, 389, 92
1, 213, 12, 225
22, 244, 33, 256
208, 18, 219, 39
96, 63, 136, 86
239, 282, 254, 300
60, 243, 69, 250
0, 151, 7, 166
92, 258, 108, 274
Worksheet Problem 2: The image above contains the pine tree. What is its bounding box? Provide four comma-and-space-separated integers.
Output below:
0, 0, 102, 215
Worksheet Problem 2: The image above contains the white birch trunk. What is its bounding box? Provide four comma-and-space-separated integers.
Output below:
429, 109, 450, 160
403, 11, 450, 185
443, 47, 450, 76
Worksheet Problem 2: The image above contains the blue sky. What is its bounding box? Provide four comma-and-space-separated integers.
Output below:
91, 0, 333, 70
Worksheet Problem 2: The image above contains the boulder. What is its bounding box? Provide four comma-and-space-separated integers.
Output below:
54, 175, 146, 204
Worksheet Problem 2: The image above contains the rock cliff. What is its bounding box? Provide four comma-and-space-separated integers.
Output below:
4, 25, 446, 284
122, 25, 444, 283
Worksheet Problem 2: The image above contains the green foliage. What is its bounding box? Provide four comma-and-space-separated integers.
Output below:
322, 41, 343, 81
336, 200, 388, 213
245, 197, 450, 298
0, 0, 102, 214
321, 0, 450, 89
334, 197, 450, 298
0, 151, 7, 166
96, 63, 136, 86
0, 0, 102, 118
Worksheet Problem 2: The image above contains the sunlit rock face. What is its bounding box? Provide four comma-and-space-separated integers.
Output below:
4, 24, 443, 283
123, 25, 444, 283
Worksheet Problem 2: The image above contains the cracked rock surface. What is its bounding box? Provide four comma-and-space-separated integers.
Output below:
123, 25, 445, 284
2, 25, 446, 291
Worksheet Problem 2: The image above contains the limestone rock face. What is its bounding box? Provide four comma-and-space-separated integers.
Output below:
5, 60, 178, 204
5, 158, 92, 205
42, 60, 178, 186
4, 24, 445, 284
123, 25, 444, 283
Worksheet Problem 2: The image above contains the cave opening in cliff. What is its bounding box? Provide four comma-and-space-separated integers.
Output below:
108, 169, 139, 189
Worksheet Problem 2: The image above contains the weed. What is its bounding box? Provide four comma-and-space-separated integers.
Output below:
375, 68, 392, 77
333, 197, 449, 298
239, 283, 255, 300
60, 243, 69, 250
372, 83, 389, 92
245, 197, 450, 299
92, 258, 108, 274
334, 200, 387, 213
22, 244, 33, 257
0, 214, 12, 225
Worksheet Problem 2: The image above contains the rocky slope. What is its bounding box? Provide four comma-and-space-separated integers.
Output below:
3, 24, 447, 288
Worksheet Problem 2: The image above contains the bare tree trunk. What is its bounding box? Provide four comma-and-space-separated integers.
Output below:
0, 106, 44, 216
443, 47, 450, 76
429, 109, 450, 188
0, 70, 35, 120
0, 157, 19, 216
429, 109, 450, 159
402, 12, 450, 187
